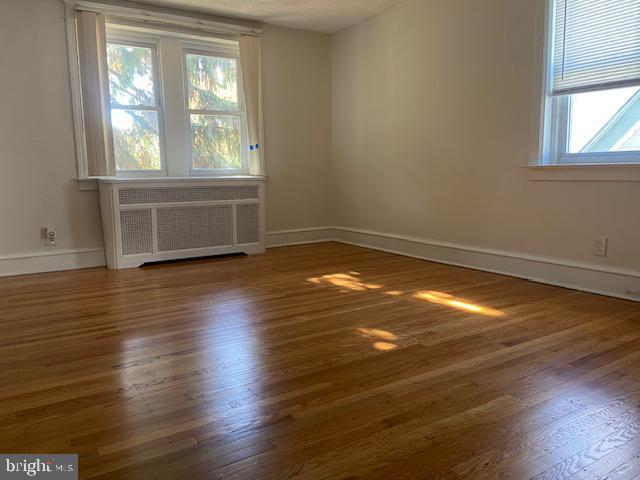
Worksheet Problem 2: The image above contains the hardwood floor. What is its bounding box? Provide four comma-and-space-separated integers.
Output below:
1, 242, 640, 479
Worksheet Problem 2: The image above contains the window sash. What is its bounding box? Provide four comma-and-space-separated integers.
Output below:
550, 94, 640, 164
182, 48, 248, 174
106, 36, 167, 175
551, 0, 640, 96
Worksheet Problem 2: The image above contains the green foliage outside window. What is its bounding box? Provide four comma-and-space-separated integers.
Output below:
190, 115, 241, 170
107, 44, 161, 171
106, 43, 243, 172
187, 54, 241, 170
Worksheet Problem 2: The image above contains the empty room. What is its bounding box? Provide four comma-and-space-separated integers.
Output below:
2, 0, 640, 478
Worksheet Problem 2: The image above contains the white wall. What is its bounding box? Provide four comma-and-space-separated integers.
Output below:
0, 0, 104, 255
331, 0, 640, 296
262, 24, 333, 232
0, 0, 332, 273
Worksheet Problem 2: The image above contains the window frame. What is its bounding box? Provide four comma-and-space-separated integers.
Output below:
105, 32, 169, 177
63, 2, 263, 187
181, 42, 249, 176
103, 26, 249, 178
539, 0, 640, 167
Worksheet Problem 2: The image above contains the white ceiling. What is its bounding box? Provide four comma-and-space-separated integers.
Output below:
130, 0, 407, 33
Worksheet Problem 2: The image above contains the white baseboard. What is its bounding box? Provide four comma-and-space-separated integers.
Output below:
3, 228, 638, 303
332, 226, 640, 302
266, 227, 334, 248
0, 248, 106, 277
0, 226, 332, 277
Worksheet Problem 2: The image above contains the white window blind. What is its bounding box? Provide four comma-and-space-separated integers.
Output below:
552, 0, 640, 95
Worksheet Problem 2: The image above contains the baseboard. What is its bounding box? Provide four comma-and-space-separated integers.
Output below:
2, 229, 638, 303
0, 226, 333, 276
266, 227, 335, 248
0, 248, 106, 277
332, 226, 640, 302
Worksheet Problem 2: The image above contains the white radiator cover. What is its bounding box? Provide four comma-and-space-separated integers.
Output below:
98, 177, 266, 269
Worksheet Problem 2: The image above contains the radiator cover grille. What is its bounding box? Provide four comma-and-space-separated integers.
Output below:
119, 186, 258, 205
120, 209, 153, 255
156, 205, 233, 252
236, 203, 260, 244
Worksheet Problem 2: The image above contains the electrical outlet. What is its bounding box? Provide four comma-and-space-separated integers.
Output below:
42, 227, 56, 246
593, 236, 608, 257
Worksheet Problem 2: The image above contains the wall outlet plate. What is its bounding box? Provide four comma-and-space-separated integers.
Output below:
594, 236, 608, 257
42, 226, 57, 246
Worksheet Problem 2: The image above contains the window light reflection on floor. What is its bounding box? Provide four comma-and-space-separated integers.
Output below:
384, 290, 403, 296
373, 342, 398, 351
357, 327, 398, 341
358, 328, 400, 351
307, 273, 506, 319
414, 291, 505, 317
307, 272, 383, 292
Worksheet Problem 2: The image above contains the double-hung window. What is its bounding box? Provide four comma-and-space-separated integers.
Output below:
103, 27, 247, 177
541, 0, 640, 165
69, 7, 262, 180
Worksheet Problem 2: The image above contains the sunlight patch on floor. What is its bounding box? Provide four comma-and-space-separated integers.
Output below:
414, 291, 505, 317
357, 328, 400, 351
307, 273, 384, 292
357, 327, 399, 341
373, 342, 398, 351
308, 272, 506, 318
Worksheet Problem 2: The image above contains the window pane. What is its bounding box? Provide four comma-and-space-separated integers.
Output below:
568, 86, 640, 153
111, 109, 161, 171
190, 115, 241, 170
107, 44, 156, 107
186, 54, 238, 111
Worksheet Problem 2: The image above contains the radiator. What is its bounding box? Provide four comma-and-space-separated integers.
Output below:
98, 178, 265, 269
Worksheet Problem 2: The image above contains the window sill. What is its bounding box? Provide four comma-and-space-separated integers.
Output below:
77, 175, 266, 191
77, 178, 99, 191
525, 163, 640, 182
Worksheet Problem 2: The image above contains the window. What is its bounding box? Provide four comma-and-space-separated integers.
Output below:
69, 7, 262, 181
541, 0, 640, 165
105, 28, 247, 176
